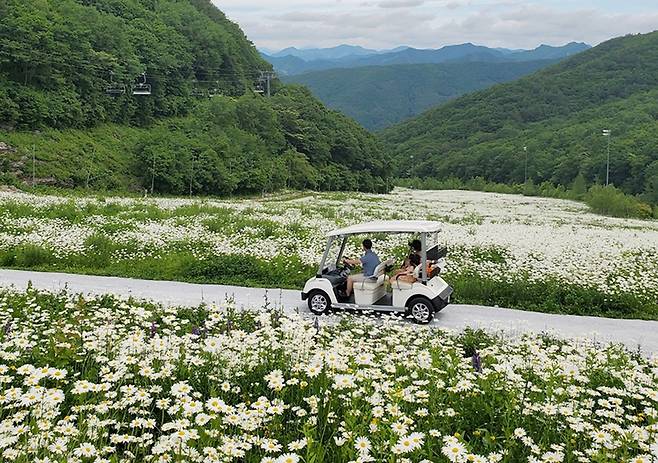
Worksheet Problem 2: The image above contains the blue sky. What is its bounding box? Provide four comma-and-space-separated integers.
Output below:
215, 0, 658, 51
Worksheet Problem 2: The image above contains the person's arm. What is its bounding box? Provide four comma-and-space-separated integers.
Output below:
392, 265, 414, 280
343, 257, 361, 266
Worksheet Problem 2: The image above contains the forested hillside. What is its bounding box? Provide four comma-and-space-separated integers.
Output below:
284, 60, 559, 130
381, 31, 658, 202
0, 0, 389, 194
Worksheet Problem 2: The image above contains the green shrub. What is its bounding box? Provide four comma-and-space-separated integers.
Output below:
449, 270, 658, 320
585, 185, 653, 219
81, 234, 122, 267
13, 245, 55, 267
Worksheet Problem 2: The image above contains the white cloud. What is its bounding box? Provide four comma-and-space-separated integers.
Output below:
214, 1, 658, 50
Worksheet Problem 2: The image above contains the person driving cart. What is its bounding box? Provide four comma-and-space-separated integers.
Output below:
341, 239, 380, 297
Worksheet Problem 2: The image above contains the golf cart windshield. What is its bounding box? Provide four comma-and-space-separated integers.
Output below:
321, 236, 346, 273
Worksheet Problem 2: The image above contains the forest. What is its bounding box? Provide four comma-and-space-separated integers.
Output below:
284, 60, 560, 130
0, 0, 390, 194
380, 32, 658, 204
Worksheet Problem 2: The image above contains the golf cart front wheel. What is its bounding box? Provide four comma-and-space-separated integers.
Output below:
308, 290, 331, 315
408, 297, 434, 324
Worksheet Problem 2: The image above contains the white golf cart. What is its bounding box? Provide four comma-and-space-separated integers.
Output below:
301, 220, 453, 324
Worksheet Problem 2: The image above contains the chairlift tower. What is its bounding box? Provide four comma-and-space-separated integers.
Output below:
257, 71, 275, 97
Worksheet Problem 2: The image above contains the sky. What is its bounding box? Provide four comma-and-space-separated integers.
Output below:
214, 0, 658, 52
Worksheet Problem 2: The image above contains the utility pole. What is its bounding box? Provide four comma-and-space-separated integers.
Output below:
32, 144, 36, 187
602, 129, 611, 186
85, 146, 94, 189
189, 165, 193, 198
151, 154, 155, 194
523, 146, 528, 184
189, 150, 198, 198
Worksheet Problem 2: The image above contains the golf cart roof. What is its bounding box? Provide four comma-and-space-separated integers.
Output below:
327, 220, 442, 237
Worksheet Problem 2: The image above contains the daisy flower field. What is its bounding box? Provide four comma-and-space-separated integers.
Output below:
0, 288, 657, 463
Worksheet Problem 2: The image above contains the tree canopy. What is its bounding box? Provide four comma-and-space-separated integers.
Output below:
284, 60, 560, 130
0, 0, 390, 194
380, 31, 658, 202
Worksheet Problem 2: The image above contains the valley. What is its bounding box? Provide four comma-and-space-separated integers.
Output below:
1, 2, 657, 462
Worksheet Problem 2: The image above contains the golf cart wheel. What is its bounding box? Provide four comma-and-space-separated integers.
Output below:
408, 297, 434, 324
308, 290, 331, 315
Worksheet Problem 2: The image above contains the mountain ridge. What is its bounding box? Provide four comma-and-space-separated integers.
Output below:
284, 59, 561, 130
379, 31, 658, 202
263, 42, 591, 75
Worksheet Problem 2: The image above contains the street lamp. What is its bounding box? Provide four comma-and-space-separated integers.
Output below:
31, 130, 42, 188
523, 146, 528, 184
602, 129, 611, 186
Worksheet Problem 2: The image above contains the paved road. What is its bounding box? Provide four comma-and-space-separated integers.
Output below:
1, 269, 657, 356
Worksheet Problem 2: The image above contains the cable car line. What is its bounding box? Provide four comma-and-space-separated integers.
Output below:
0, 47, 277, 98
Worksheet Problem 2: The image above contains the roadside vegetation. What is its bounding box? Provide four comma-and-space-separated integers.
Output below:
1, 189, 656, 320
1, 287, 657, 463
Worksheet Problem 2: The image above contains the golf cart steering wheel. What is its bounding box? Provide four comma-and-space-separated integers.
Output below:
338, 261, 353, 278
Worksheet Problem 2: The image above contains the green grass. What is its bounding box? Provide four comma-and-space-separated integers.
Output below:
449, 271, 658, 320
1, 243, 656, 320
0, 245, 315, 289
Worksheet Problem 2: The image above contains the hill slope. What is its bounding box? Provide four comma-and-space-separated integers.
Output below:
0, 0, 266, 128
0, 0, 389, 194
380, 31, 658, 201
284, 60, 559, 130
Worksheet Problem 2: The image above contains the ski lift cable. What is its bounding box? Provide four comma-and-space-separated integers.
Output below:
1, 62, 271, 84
0, 49, 275, 96
0, 49, 273, 79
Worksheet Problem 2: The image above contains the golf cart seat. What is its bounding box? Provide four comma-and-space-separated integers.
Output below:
392, 263, 422, 296
392, 279, 415, 291
354, 259, 395, 305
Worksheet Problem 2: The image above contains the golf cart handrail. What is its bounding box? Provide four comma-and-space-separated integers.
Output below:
326, 220, 442, 237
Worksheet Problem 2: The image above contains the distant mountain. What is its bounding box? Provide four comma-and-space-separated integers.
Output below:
509, 42, 591, 61
284, 60, 560, 130
379, 31, 658, 201
260, 54, 318, 76
263, 42, 591, 75
270, 45, 379, 61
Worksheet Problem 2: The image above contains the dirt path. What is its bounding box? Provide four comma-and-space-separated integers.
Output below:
2, 268, 656, 356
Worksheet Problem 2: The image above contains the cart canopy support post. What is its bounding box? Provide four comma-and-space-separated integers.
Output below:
420, 232, 428, 284
317, 237, 335, 277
